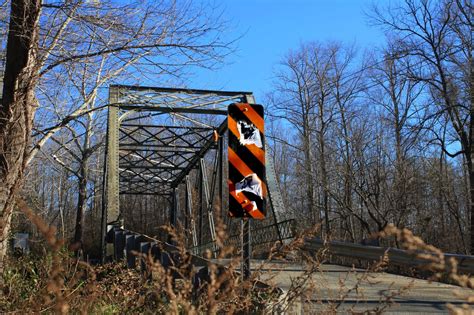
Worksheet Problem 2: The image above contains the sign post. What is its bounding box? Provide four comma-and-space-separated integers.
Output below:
242, 219, 251, 279
228, 103, 266, 280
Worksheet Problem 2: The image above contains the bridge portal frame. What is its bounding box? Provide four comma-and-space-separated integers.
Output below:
101, 85, 255, 260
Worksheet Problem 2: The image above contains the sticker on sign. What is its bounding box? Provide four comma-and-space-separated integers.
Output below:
235, 173, 263, 199
237, 120, 263, 148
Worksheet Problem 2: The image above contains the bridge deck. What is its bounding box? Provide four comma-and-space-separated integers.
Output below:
228, 260, 472, 314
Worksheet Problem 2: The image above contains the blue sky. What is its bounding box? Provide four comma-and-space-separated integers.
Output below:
190, 0, 386, 101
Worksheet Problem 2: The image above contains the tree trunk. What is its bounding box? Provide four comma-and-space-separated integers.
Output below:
339, 104, 354, 241
302, 129, 317, 225
319, 132, 330, 236
72, 164, 87, 249
0, 0, 41, 269
470, 54, 474, 254
438, 151, 446, 238
317, 98, 330, 236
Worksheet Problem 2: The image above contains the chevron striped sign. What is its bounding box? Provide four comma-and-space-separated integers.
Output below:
228, 103, 266, 219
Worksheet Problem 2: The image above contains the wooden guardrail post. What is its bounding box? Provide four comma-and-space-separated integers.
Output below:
114, 230, 125, 260
125, 234, 136, 268
140, 242, 151, 274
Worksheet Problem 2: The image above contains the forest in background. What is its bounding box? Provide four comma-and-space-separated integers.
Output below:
0, 0, 471, 261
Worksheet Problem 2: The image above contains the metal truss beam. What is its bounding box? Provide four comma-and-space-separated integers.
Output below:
119, 125, 212, 148
171, 119, 227, 188
106, 91, 120, 224
185, 175, 198, 249
110, 84, 252, 97
118, 105, 228, 115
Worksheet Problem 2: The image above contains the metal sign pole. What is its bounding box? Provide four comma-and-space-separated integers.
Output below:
242, 218, 251, 280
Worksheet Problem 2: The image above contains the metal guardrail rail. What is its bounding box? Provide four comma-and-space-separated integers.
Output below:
303, 238, 474, 274
190, 219, 296, 255
228, 219, 295, 247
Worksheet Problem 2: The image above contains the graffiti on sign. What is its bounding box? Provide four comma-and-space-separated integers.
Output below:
228, 103, 266, 219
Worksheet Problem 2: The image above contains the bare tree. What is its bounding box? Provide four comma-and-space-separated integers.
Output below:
0, 0, 233, 266
269, 42, 361, 236
328, 44, 365, 241
308, 44, 335, 236
370, 0, 473, 252
269, 43, 320, 227
0, 0, 42, 269
365, 46, 427, 230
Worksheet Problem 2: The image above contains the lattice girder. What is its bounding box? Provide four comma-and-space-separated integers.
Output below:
107, 85, 251, 198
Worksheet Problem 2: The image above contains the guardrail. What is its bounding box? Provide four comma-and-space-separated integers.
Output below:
190, 219, 296, 256
105, 225, 278, 297
303, 238, 474, 274
226, 219, 296, 247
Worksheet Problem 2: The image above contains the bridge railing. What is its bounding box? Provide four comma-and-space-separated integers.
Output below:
227, 219, 296, 247
107, 226, 209, 269
190, 219, 296, 256
303, 238, 474, 274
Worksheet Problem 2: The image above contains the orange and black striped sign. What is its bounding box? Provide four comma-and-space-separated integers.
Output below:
228, 103, 266, 219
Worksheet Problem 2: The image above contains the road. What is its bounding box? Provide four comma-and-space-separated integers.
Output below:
236, 260, 473, 314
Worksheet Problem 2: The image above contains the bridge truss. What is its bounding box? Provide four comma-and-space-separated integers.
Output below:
101, 85, 293, 260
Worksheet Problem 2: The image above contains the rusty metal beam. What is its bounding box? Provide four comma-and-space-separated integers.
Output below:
170, 118, 227, 188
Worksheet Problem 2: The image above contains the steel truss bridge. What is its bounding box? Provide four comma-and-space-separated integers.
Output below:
101, 85, 295, 259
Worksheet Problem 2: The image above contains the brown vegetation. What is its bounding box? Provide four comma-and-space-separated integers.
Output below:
0, 0, 473, 312
2, 202, 474, 313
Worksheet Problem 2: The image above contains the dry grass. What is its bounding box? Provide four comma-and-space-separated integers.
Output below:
380, 224, 474, 314
1, 202, 473, 314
